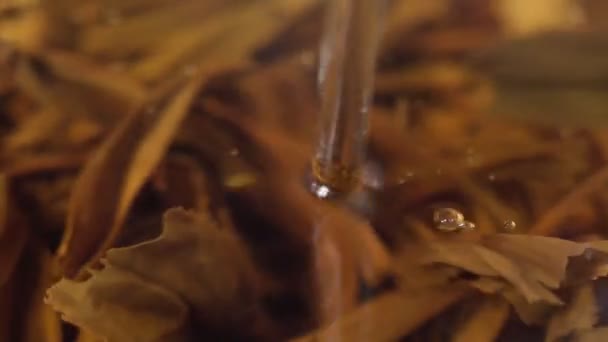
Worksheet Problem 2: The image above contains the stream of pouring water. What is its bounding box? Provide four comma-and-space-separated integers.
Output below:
310, 0, 386, 198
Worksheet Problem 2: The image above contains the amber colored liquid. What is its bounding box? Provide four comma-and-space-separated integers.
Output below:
311, 0, 386, 196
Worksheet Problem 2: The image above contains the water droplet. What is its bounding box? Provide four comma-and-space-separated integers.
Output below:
433, 208, 465, 232
314, 184, 331, 199
488, 173, 496, 181
228, 148, 240, 156
458, 221, 476, 231
503, 220, 517, 231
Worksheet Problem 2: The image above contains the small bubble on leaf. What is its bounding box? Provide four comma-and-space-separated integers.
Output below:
503, 220, 517, 231
433, 207, 465, 232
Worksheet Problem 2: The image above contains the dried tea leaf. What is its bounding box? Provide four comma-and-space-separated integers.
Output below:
495, 0, 583, 36
483, 234, 586, 289
130, 0, 317, 83
473, 245, 562, 304
78, 0, 240, 57
49, 208, 262, 342
411, 233, 608, 322
475, 31, 608, 127
58, 73, 205, 278
451, 297, 510, 342
0, 176, 29, 286
76, 331, 102, 342
0, 276, 15, 342
546, 285, 598, 342
0, 175, 8, 237
41, 50, 146, 105
22, 248, 62, 342
0, 8, 48, 52
292, 285, 469, 342
105, 208, 261, 326
576, 328, 608, 342
47, 263, 190, 342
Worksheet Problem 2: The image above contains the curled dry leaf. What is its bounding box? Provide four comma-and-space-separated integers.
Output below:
48, 208, 264, 342
292, 285, 469, 342
0, 175, 29, 286
545, 285, 598, 342
452, 297, 511, 342
21, 245, 63, 342
495, 0, 583, 36
476, 31, 608, 128
576, 328, 608, 342
58, 72, 205, 278
399, 233, 608, 324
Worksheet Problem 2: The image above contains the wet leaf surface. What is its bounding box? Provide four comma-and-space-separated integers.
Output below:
4, 0, 608, 341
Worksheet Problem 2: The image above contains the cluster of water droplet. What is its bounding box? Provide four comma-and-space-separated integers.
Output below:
433, 207, 518, 232
433, 208, 475, 232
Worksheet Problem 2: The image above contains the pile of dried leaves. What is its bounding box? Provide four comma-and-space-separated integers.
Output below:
3, 0, 608, 341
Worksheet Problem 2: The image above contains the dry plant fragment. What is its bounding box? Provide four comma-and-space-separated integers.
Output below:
48, 208, 264, 342
545, 285, 598, 342
58, 72, 205, 278
292, 285, 469, 342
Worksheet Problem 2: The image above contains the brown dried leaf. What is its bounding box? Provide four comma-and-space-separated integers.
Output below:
452, 297, 510, 342
41, 50, 146, 105
0, 8, 48, 53
0, 275, 15, 341
130, 0, 317, 83
22, 248, 62, 342
495, 0, 583, 36
0, 176, 29, 286
546, 285, 598, 342
47, 263, 190, 342
48, 208, 262, 342
483, 234, 586, 289
409, 233, 608, 323
478, 31, 608, 128
58, 73, 205, 278
576, 328, 608, 342
292, 285, 469, 342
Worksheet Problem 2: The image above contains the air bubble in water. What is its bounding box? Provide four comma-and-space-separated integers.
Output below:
458, 221, 476, 231
433, 207, 465, 232
503, 220, 517, 231
228, 148, 240, 156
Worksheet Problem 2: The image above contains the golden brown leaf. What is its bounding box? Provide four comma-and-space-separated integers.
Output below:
452, 297, 510, 342
576, 328, 608, 342
22, 248, 62, 342
49, 208, 264, 342
292, 285, 469, 342
405, 233, 608, 324
546, 285, 598, 342
58, 72, 205, 278
0, 176, 29, 286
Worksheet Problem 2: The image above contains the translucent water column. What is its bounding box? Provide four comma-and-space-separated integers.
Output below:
311, 0, 386, 198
